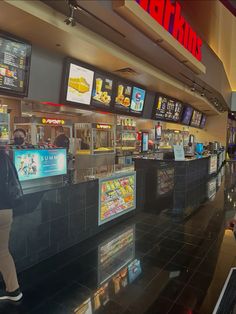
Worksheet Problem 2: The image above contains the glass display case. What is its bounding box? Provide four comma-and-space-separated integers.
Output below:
116, 116, 137, 157
74, 123, 115, 155
98, 171, 136, 225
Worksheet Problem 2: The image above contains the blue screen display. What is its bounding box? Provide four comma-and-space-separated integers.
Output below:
14, 149, 67, 181
181, 106, 193, 125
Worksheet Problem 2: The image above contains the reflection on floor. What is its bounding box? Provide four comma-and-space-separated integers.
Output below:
1, 163, 236, 313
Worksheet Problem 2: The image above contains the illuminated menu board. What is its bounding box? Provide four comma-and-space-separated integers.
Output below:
200, 114, 206, 129
66, 62, 94, 105
181, 106, 193, 125
191, 110, 202, 127
130, 86, 146, 114
0, 34, 31, 96
114, 81, 132, 111
91, 72, 113, 108
99, 172, 136, 225
154, 95, 183, 122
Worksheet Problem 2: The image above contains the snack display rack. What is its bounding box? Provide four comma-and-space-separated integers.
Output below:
98, 171, 136, 225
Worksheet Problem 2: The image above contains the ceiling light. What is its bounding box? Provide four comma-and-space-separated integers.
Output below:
64, 0, 81, 26
201, 88, 205, 97
190, 84, 196, 92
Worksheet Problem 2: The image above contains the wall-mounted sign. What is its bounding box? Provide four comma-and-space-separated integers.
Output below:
96, 123, 112, 130
136, 0, 202, 61
130, 86, 146, 113
41, 118, 65, 125
154, 95, 183, 122
66, 62, 94, 105
0, 33, 31, 97
181, 106, 193, 125
115, 81, 132, 111
191, 110, 202, 127
92, 72, 113, 107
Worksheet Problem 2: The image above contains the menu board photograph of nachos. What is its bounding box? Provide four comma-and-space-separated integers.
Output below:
92, 72, 113, 107
66, 63, 94, 105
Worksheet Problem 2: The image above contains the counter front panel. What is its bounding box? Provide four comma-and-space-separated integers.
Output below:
98, 171, 136, 225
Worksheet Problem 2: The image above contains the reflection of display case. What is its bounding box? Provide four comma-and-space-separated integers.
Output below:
116, 116, 137, 167
209, 155, 218, 175
75, 123, 115, 155
98, 171, 136, 225
159, 129, 189, 149
157, 167, 174, 196
98, 226, 135, 284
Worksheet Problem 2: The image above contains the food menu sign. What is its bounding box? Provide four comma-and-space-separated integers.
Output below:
92, 72, 113, 107
181, 106, 193, 125
130, 86, 146, 114
115, 81, 132, 111
154, 95, 183, 122
0, 34, 31, 96
66, 62, 94, 105
99, 172, 136, 225
190, 110, 202, 127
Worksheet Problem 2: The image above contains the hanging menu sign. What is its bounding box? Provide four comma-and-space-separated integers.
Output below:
91, 72, 113, 107
154, 95, 183, 122
0, 34, 31, 96
115, 81, 132, 111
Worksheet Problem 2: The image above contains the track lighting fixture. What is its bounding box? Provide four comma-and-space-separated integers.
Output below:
64, 0, 81, 26
190, 84, 196, 92
201, 88, 205, 97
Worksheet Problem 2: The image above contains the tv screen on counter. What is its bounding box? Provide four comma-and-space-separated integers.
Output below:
154, 95, 183, 122
0, 33, 31, 97
63, 59, 94, 106
14, 149, 67, 181
91, 72, 113, 108
200, 114, 206, 128
130, 86, 146, 114
191, 110, 202, 127
181, 106, 193, 125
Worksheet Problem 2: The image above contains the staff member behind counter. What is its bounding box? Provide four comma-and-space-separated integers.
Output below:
13, 129, 27, 146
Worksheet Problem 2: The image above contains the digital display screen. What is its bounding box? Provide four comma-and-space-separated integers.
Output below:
115, 81, 132, 111
130, 86, 146, 113
92, 72, 113, 107
142, 132, 149, 152
66, 62, 94, 105
14, 149, 67, 181
191, 110, 202, 127
154, 95, 183, 122
0, 34, 31, 96
181, 106, 193, 125
200, 114, 206, 128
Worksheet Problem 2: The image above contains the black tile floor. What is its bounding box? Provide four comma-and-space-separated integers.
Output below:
1, 163, 236, 313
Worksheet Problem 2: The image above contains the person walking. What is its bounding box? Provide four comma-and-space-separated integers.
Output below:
0, 148, 23, 301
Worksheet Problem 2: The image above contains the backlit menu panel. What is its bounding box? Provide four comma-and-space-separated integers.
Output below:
0, 34, 31, 96
154, 95, 183, 122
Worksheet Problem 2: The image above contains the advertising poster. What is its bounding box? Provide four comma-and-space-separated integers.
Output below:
14, 149, 67, 181
0, 36, 31, 95
114, 81, 132, 111
181, 106, 193, 125
92, 72, 113, 107
130, 86, 146, 113
66, 63, 94, 105
99, 173, 136, 225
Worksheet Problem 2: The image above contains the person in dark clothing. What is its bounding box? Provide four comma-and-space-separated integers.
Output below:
13, 128, 26, 146
0, 148, 23, 301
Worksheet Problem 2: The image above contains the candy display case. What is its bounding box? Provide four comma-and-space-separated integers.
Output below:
98, 171, 136, 225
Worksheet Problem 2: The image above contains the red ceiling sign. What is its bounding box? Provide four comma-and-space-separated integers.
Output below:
136, 0, 203, 61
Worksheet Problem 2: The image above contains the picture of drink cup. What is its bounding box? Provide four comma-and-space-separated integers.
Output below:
118, 84, 124, 96
96, 78, 103, 95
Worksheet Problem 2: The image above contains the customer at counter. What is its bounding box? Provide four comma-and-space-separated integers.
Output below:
54, 127, 70, 152
0, 148, 23, 302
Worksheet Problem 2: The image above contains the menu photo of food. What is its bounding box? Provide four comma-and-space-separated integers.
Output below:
115, 81, 132, 110
92, 73, 113, 107
130, 86, 146, 113
66, 63, 94, 105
